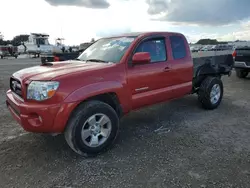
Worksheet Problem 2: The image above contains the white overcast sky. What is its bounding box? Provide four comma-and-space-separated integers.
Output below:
1, 0, 250, 45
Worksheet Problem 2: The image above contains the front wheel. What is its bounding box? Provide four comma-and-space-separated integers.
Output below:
235, 69, 248, 78
198, 76, 223, 110
64, 100, 119, 157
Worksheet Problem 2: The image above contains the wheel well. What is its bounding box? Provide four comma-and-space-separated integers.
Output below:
64, 92, 123, 133
71, 92, 123, 119
192, 74, 221, 93
86, 93, 122, 116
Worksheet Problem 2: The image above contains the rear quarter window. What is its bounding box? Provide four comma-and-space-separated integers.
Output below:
170, 36, 187, 59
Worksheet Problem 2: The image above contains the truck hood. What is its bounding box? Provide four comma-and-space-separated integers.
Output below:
13, 60, 114, 82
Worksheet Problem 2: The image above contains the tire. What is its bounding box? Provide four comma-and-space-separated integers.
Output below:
64, 100, 119, 157
0, 56, 3, 59
198, 76, 223, 110
236, 69, 248, 78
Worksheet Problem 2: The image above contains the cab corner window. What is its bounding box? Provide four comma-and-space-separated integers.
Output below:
170, 36, 187, 59
135, 38, 167, 63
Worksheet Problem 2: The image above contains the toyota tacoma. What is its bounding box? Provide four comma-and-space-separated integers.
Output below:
6, 32, 234, 156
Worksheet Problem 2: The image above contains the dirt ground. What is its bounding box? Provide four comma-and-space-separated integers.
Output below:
0, 58, 250, 188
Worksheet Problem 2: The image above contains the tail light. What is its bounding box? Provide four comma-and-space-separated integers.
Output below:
53, 56, 60, 62
232, 50, 236, 57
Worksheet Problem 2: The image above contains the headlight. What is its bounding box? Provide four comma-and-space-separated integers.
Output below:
27, 81, 59, 101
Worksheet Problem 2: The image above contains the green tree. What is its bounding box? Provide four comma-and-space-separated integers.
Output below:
11, 35, 29, 46
196, 39, 227, 45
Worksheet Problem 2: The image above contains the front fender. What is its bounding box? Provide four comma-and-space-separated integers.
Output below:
64, 81, 131, 112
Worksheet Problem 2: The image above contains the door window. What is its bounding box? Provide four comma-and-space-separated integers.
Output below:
135, 38, 167, 63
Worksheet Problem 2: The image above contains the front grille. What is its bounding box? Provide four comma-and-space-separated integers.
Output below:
10, 77, 23, 99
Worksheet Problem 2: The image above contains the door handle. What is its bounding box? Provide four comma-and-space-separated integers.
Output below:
163, 66, 171, 72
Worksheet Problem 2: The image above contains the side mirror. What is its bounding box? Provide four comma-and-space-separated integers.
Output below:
132, 52, 151, 64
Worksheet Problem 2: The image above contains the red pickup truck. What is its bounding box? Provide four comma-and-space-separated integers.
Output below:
6, 32, 234, 156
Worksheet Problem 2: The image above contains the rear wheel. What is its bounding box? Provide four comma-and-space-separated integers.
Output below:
198, 76, 223, 110
236, 69, 248, 78
64, 100, 119, 157
0, 55, 3, 59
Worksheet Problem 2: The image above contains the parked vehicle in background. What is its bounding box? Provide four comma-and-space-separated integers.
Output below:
40, 42, 94, 64
40, 51, 80, 64
21, 33, 62, 57
79, 42, 94, 53
17, 44, 27, 55
191, 44, 234, 53
190, 45, 202, 52
199, 45, 210, 51
196, 44, 234, 52
208, 45, 217, 51
0, 45, 18, 59
213, 44, 234, 51
233, 46, 250, 78
6, 32, 234, 156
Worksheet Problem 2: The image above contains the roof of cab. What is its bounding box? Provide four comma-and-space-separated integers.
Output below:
104, 31, 184, 38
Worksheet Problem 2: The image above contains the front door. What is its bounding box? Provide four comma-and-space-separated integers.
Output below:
126, 36, 174, 110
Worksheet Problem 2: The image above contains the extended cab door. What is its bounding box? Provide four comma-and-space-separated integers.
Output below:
126, 35, 176, 110
167, 35, 193, 98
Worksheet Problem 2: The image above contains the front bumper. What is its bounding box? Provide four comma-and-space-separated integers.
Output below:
6, 90, 78, 133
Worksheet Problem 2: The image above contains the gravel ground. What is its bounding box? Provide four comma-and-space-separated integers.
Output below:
0, 57, 250, 188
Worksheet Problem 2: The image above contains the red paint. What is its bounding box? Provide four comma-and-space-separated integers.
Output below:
6, 32, 193, 133
53, 56, 60, 62
232, 50, 236, 57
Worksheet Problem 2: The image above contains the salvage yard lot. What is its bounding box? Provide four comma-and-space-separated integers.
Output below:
0, 58, 250, 188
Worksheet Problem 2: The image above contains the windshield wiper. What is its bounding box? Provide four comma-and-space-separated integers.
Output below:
86, 59, 108, 63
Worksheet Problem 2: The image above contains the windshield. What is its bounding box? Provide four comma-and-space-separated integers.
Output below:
77, 36, 137, 63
